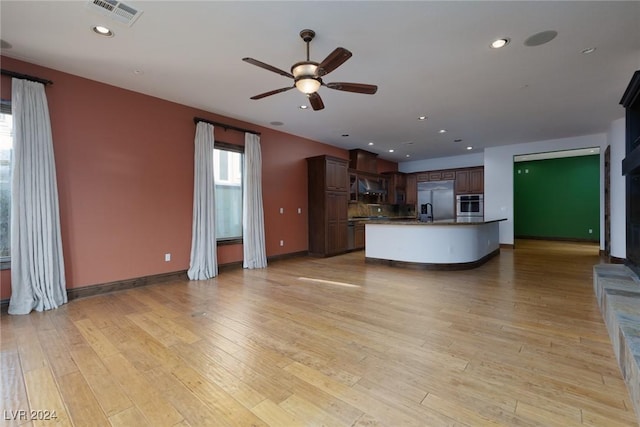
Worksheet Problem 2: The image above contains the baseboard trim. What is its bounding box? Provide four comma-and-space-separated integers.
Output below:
610, 256, 626, 264
219, 251, 309, 271
1, 269, 188, 311
268, 251, 309, 262
1, 251, 312, 310
500, 243, 515, 249
67, 270, 189, 301
515, 235, 599, 244
218, 261, 243, 272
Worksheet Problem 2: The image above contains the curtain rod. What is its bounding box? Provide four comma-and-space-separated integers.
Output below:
1, 69, 53, 86
193, 117, 260, 136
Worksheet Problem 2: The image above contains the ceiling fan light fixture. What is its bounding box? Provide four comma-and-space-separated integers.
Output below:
295, 77, 321, 94
292, 62, 321, 94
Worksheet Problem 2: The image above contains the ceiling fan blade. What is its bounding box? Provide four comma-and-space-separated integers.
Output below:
250, 86, 295, 100
325, 82, 378, 94
317, 47, 352, 76
243, 57, 294, 79
308, 92, 325, 111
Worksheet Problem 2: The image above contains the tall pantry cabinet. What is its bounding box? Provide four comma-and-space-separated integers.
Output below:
307, 155, 349, 256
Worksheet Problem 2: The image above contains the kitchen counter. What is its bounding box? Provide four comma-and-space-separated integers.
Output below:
367, 218, 506, 225
348, 215, 419, 223
365, 218, 506, 270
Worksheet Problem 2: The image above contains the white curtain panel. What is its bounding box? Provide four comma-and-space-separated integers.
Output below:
9, 78, 67, 315
242, 133, 267, 269
187, 122, 218, 280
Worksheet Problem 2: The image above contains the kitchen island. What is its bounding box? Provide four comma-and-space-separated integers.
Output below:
365, 218, 506, 270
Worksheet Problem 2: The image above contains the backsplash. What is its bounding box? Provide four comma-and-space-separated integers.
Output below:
348, 202, 415, 218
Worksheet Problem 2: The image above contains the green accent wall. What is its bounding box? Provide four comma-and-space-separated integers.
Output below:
514, 155, 599, 241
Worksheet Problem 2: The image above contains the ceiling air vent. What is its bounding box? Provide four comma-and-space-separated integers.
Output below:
85, 0, 143, 27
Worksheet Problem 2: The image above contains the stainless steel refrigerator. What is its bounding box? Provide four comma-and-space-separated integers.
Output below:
417, 180, 455, 221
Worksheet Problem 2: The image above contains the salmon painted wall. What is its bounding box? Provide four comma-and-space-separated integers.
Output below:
0, 56, 368, 300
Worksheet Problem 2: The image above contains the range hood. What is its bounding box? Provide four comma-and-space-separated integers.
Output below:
356, 177, 387, 195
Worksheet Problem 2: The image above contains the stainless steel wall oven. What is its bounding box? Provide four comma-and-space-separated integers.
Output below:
456, 194, 484, 218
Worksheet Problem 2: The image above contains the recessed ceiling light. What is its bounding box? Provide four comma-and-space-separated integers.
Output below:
438, 129, 447, 134
405, 154, 411, 158
466, 146, 473, 150
368, 142, 374, 146
299, 105, 308, 109
418, 116, 427, 121
581, 47, 596, 55
92, 25, 114, 37
389, 149, 395, 153
490, 38, 509, 49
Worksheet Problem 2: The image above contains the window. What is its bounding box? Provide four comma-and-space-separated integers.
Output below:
0, 103, 12, 263
214, 143, 243, 242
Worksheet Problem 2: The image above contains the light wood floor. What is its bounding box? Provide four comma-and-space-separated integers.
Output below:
1, 240, 637, 426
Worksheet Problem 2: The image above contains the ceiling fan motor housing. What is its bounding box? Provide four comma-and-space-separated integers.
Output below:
291, 61, 319, 78
292, 61, 322, 94
299, 29, 316, 43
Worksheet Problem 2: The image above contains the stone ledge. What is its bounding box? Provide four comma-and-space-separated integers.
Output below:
593, 264, 640, 425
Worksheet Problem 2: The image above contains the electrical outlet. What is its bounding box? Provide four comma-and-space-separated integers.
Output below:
588, 228, 593, 234
279, 240, 284, 247
298, 208, 302, 214
164, 253, 171, 262
279, 208, 284, 214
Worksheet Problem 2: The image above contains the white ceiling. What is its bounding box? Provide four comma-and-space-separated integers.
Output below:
1, 1, 639, 163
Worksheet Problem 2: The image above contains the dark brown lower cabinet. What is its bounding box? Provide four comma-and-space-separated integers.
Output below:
327, 191, 349, 254
354, 223, 365, 249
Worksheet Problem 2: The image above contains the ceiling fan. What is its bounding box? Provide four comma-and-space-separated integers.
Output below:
242, 29, 378, 111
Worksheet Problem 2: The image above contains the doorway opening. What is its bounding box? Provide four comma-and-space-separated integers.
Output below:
513, 148, 601, 250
